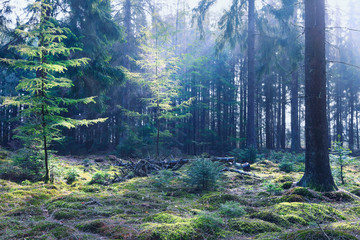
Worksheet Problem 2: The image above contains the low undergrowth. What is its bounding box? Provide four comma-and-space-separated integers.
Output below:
0, 150, 360, 239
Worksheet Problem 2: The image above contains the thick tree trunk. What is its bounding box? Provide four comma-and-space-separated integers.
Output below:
298, 0, 337, 191
246, 0, 256, 148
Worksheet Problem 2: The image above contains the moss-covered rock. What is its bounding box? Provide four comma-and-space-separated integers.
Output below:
274, 202, 346, 223
228, 218, 281, 234
250, 211, 290, 227
281, 229, 357, 240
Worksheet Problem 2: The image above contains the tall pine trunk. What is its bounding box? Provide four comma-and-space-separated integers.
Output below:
281, 76, 286, 149
298, 0, 337, 191
246, 0, 256, 148
291, 70, 301, 151
348, 87, 355, 151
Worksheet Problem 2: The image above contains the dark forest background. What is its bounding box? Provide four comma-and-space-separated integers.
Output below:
1, 0, 360, 158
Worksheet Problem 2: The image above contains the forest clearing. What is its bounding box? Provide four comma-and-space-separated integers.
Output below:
1, 0, 360, 239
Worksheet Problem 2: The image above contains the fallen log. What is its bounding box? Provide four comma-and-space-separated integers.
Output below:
113, 156, 237, 181
222, 167, 261, 179
234, 162, 251, 171
212, 157, 235, 163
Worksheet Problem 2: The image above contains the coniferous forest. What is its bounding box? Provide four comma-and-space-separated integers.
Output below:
1, 0, 360, 239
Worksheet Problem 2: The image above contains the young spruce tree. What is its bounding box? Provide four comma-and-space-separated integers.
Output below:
123, 14, 192, 158
0, 0, 106, 183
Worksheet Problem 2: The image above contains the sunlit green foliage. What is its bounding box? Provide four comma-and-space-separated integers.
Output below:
0, 0, 106, 182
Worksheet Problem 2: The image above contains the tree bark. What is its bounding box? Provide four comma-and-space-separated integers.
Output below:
281, 75, 286, 149
265, 76, 274, 149
246, 0, 256, 148
291, 70, 301, 151
298, 0, 337, 191
348, 86, 355, 151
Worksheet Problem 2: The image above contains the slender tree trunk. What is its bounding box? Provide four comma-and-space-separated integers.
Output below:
281, 76, 286, 149
265, 76, 274, 149
276, 77, 281, 148
291, 70, 300, 151
335, 77, 343, 142
246, 0, 256, 148
298, 0, 337, 191
356, 105, 359, 150
38, 0, 50, 183
327, 76, 332, 148
156, 101, 160, 158
348, 87, 354, 151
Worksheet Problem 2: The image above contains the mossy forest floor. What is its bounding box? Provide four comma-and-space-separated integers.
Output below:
1, 152, 360, 240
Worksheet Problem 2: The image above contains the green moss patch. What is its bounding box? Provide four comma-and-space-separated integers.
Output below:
286, 187, 314, 198
322, 191, 354, 202
348, 206, 360, 215
76, 219, 107, 234
256, 160, 277, 167
330, 222, 360, 233
53, 209, 84, 220
192, 212, 224, 234
274, 202, 346, 223
275, 176, 294, 183
250, 211, 290, 227
278, 194, 305, 203
198, 192, 246, 210
228, 218, 281, 234
3, 206, 43, 217
283, 214, 307, 226
141, 222, 198, 240
281, 229, 357, 240
281, 181, 293, 190
76, 219, 136, 238
47, 200, 86, 212
144, 212, 184, 223
350, 188, 360, 197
